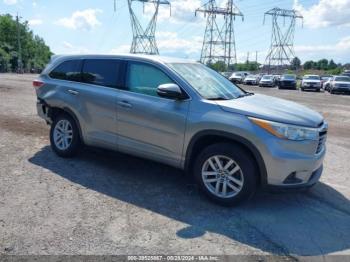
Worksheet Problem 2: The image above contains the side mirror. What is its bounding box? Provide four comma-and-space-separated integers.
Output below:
157, 84, 186, 100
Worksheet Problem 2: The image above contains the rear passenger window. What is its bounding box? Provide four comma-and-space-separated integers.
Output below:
82, 59, 123, 88
49, 60, 82, 81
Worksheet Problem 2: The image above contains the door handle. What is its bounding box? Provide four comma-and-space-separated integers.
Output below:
118, 101, 132, 108
68, 89, 79, 95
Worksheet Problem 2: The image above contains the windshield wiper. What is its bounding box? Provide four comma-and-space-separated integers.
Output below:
237, 92, 254, 99
207, 97, 230, 101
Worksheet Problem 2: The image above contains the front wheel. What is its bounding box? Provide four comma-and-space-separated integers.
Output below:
50, 113, 81, 158
194, 143, 257, 206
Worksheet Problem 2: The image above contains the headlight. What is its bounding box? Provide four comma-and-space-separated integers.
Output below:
249, 117, 319, 141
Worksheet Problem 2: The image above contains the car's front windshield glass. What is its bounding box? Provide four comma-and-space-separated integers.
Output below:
282, 75, 296, 80
304, 76, 320, 80
169, 63, 245, 100
335, 77, 350, 82
262, 75, 272, 79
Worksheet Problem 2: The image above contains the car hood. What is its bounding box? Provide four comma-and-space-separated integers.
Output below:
334, 81, 350, 85
215, 94, 323, 128
260, 79, 273, 82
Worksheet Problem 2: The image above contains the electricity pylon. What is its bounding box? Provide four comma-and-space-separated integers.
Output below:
118, 0, 171, 55
196, 0, 243, 67
263, 7, 303, 72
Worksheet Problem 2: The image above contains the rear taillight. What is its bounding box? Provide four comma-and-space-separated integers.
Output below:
33, 80, 44, 89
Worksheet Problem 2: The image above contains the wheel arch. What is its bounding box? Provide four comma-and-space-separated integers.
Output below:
184, 130, 268, 186
48, 106, 84, 143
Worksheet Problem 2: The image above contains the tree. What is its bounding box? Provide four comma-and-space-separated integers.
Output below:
290, 57, 301, 70
328, 59, 337, 70
303, 60, 314, 70
0, 14, 52, 72
207, 61, 227, 72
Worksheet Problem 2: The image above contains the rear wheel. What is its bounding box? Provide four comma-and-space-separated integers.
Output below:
194, 143, 257, 206
50, 113, 81, 158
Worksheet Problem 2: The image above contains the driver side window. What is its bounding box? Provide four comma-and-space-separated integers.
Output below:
126, 62, 174, 97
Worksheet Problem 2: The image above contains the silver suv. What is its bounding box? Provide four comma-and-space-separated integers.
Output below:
34, 54, 328, 205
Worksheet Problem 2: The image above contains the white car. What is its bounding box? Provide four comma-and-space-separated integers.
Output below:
243, 75, 258, 85
229, 72, 245, 83
329, 76, 350, 94
301, 75, 322, 92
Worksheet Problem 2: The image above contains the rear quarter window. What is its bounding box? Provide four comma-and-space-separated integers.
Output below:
49, 60, 82, 81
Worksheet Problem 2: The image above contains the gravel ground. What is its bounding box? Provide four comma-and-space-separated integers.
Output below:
0, 74, 350, 257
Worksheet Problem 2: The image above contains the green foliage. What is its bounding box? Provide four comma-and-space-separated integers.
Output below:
232, 62, 259, 72
207, 61, 227, 72
290, 57, 301, 70
302, 58, 343, 73
0, 14, 52, 72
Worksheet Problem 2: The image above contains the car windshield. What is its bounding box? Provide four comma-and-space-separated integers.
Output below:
169, 63, 245, 100
335, 76, 350, 82
304, 75, 320, 80
282, 75, 296, 80
246, 75, 255, 79
262, 75, 273, 80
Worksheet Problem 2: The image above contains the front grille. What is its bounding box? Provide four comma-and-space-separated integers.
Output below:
316, 131, 327, 154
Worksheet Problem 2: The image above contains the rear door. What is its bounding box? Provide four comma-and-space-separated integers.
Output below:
116, 61, 190, 167
78, 58, 126, 148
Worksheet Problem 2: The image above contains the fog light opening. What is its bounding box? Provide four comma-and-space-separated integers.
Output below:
283, 172, 303, 185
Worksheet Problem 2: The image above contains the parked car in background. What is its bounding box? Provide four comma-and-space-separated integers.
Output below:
278, 74, 297, 90
342, 70, 350, 77
243, 75, 259, 85
34, 54, 328, 206
324, 77, 334, 92
259, 75, 275, 87
321, 75, 332, 89
221, 71, 232, 79
272, 75, 280, 85
328, 76, 350, 94
301, 75, 322, 92
229, 72, 245, 84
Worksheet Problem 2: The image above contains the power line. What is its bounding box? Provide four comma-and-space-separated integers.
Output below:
263, 7, 303, 72
196, 0, 244, 67
116, 0, 171, 55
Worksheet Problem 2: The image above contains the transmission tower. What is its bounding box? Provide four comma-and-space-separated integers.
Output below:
263, 7, 303, 72
118, 0, 171, 55
196, 0, 243, 67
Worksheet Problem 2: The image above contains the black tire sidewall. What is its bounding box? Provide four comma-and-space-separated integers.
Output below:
50, 114, 80, 158
194, 143, 257, 206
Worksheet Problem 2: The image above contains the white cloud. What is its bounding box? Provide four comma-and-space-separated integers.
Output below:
156, 31, 202, 54
3, 0, 17, 5
55, 9, 102, 31
294, 0, 350, 28
295, 36, 350, 53
28, 19, 43, 26
61, 41, 90, 54
144, 0, 203, 24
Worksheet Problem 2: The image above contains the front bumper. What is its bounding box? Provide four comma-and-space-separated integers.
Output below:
252, 121, 328, 189
266, 165, 323, 190
302, 84, 321, 90
260, 82, 274, 87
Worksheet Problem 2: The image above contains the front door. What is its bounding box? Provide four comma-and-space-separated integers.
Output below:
117, 61, 190, 167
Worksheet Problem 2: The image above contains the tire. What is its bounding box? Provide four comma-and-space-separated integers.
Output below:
50, 113, 81, 158
193, 143, 257, 206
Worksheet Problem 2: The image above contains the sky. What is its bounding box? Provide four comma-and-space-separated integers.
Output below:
1, 0, 350, 64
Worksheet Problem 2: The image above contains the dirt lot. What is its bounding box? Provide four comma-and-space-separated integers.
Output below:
0, 74, 350, 257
